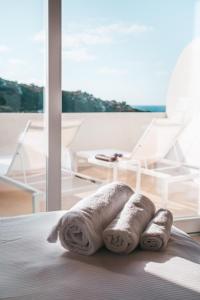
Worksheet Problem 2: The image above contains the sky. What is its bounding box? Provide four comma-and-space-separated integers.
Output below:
0, 0, 199, 105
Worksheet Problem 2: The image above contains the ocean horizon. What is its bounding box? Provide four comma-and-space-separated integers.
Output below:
132, 105, 166, 112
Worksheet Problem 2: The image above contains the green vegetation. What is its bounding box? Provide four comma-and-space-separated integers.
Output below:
0, 77, 138, 113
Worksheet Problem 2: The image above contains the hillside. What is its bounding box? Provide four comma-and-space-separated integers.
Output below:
0, 77, 139, 113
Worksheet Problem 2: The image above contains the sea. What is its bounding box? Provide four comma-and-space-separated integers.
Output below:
132, 105, 166, 112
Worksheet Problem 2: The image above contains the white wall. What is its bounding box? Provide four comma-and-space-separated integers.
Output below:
0, 113, 165, 157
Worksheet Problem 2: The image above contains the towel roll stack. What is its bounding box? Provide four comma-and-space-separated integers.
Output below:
140, 208, 173, 251
47, 182, 133, 255
103, 193, 156, 254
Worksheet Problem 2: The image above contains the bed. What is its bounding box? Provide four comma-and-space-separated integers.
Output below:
1, 211, 200, 300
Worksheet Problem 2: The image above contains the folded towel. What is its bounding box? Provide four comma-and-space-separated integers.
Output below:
47, 182, 133, 255
140, 209, 173, 251
103, 193, 155, 254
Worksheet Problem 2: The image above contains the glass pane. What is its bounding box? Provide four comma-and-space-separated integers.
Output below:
62, 1, 200, 221
0, 0, 46, 216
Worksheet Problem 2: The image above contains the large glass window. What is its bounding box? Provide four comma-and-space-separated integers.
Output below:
61, 0, 200, 228
1, 0, 200, 231
0, 0, 46, 216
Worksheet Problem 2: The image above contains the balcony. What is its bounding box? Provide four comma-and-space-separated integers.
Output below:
0, 112, 199, 220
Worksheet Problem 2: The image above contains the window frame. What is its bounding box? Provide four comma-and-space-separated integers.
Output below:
45, 0, 62, 211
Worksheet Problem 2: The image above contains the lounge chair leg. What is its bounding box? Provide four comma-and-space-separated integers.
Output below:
162, 180, 168, 209
144, 160, 148, 169
72, 154, 78, 172
32, 193, 41, 213
32, 194, 36, 213
18, 153, 27, 184
198, 178, 200, 216
135, 163, 141, 193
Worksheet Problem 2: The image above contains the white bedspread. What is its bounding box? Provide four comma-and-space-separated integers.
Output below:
1, 211, 200, 300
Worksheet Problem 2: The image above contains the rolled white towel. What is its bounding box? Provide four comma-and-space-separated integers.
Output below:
47, 182, 133, 255
103, 193, 155, 254
140, 209, 173, 251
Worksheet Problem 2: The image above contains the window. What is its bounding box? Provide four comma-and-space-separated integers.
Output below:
0, 0, 46, 216
1, 1, 200, 234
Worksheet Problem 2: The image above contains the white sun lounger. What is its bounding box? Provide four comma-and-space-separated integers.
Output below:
0, 119, 102, 213
76, 116, 200, 207
76, 117, 185, 186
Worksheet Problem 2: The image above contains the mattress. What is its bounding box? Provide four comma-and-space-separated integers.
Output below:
1, 211, 200, 300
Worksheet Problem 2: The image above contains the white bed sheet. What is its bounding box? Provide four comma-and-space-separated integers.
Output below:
1, 211, 200, 300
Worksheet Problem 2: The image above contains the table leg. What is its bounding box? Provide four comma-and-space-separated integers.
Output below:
135, 162, 141, 193
161, 179, 168, 209
112, 164, 118, 181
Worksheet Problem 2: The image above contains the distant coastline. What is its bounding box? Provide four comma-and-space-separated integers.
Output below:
0, 77, 166, 113
132, 105, 166, 112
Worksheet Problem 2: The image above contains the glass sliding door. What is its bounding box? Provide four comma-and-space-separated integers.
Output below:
60, 0, 200, 232
0, 0, 46, 216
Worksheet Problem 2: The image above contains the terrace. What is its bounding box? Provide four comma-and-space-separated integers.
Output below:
0, 111, 200, 230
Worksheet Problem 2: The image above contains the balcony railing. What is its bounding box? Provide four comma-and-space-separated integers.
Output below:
0, 112, 199, 220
